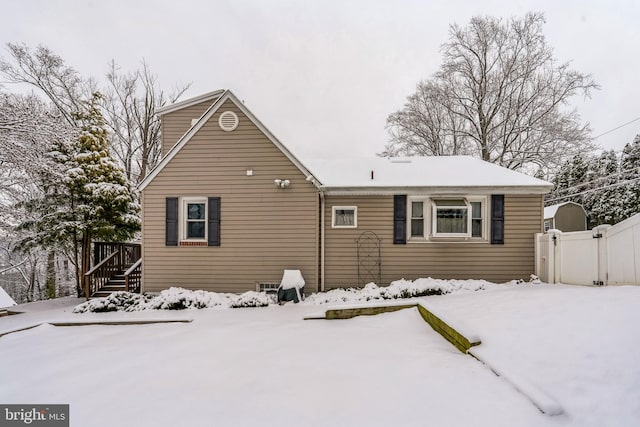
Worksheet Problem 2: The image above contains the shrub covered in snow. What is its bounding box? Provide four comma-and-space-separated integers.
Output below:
302, 278, 491, 305
74, 287, 273, 313
229, 291, 271, 308
145, 288, 228, 310
73, 292, 149, 313
74, 277, 497, 313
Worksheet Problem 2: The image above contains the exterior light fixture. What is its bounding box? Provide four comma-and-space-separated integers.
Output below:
274, 179, 290, 189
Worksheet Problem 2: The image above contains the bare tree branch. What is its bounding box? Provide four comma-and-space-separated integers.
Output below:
385, 12, 598, 173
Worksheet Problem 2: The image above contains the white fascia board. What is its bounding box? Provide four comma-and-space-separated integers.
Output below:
320, 185, 553, 196
139, 92, 230, 191
156, 89, 225, 116
139, 90, 322, 191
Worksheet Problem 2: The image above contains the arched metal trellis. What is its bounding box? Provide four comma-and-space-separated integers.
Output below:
356, 231, 381, 286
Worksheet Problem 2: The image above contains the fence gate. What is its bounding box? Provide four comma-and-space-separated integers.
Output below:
356, 231, 381, 286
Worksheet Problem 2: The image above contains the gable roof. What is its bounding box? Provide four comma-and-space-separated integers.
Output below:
156, 89, 225, 116
305, 156, 553, 194
142, 90, 553, 195
544, 201, 587, 219
139, 90, 317, 191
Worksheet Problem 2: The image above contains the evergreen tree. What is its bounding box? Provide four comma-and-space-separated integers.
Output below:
620, 135, 640, 219
549, 158, 572, 202
586, 150, 621, 226
568, 154, 589, 205
17, 93, 140, 295
549, 154, 589, 205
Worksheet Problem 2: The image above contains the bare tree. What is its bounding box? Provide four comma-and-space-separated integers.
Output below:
102, 60, 190, 183
384, 81, 469, 157
0, 43, 96, 124
0, 93, 76, 301
385, 12, 598, 172
0, 93, 71, 205
0, 43, 190, 184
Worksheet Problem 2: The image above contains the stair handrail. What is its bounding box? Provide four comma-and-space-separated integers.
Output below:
124, 258, 142, 293
84, 250, 120, 298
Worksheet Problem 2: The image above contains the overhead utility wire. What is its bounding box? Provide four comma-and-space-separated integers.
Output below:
545, 177, 640, 204
553, 171, 627, 194
592, 116, 640, 140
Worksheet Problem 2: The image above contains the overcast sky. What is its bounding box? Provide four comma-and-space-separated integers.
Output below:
1, 0, 639, 161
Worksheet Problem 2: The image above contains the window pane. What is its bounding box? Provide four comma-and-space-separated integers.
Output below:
411, 202, 423, 218
471, 202, 481, 219
471, 202, 482, 237
411, 219, 424, 236
335, 209, 354, 226
433, 199, 466, 207
472, 219, 482, 237
436, 208, 467, 233
187, 221, 205, 238
187, 203, 205, 220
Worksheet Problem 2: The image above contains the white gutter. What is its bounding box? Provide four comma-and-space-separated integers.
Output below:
320, 185, 553, 196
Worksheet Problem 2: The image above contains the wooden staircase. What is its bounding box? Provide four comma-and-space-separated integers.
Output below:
84, 243, 142, 299
90, 270, 133, 298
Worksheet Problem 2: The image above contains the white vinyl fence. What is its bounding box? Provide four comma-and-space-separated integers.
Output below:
535, 213, 640, 286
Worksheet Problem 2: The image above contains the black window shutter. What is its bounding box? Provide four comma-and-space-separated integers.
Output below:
208, 197, 221, 246
166, 197, 178, 246
491, 195, 505, 244
393, 195, 407, 244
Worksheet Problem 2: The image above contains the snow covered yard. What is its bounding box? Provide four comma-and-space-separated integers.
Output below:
426, 283, 640, 427
0, 283, 638, 427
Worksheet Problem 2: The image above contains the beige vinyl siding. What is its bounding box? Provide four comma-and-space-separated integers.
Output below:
160, 99, 215, 158
143, 99, 319, 293
323, 194, 543, 288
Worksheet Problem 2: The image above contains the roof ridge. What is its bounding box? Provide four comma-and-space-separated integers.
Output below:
139, 90, 318, 191
156, 89, 225, 116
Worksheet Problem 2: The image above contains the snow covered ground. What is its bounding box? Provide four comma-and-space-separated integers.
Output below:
0, 283, 638, 426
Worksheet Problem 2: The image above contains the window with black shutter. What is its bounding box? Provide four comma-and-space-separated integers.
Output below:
208, 197, 221, 246
165, 197, 221, 246
491, 195, 505, 244
393, 195, 407, 244
165, 197, 178, 246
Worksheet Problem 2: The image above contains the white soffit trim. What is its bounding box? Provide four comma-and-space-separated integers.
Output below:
321, 185, 552, 196
139, 90, 321, 191
156, 89, 225, 116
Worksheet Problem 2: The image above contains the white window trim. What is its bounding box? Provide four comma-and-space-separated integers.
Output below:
409, 199, 428, 240
407, 196, 431, 242
180, 197, 208, 242
432, 199, 471, 238
407, 196, 488, 242
331, 206, 358, 228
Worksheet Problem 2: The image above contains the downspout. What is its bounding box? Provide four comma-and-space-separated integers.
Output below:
320, 191, 325, 292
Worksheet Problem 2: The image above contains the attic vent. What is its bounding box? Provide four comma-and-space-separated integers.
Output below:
391, 159, 412, 164
218, 111, 239, 132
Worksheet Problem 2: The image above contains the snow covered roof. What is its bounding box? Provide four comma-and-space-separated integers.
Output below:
146, 90, 552, 195
305, 156, 553, 194
544, 201, 587, 219
0, 286, 17, 309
